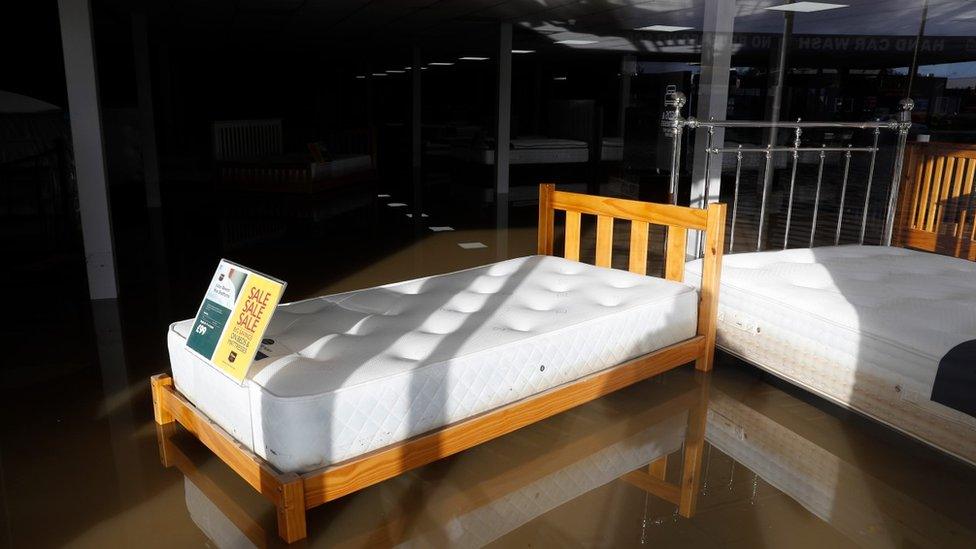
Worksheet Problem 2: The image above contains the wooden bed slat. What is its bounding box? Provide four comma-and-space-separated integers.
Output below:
628, 220, 649, 275
915, 155, 935, 228
665, 226, 688, 283
925, 156, 945, 231
565, 210, 582, 261
595, 215, 614, 267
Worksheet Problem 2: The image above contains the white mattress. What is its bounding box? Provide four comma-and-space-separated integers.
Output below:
686, 245, 976, 463
511, 138, 587, 149
168, 255, 698, 472
452, 140, 589, 165
310, 153, 372, 179
601, 137, 623, 162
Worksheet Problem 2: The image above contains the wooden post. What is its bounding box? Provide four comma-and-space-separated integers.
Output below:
678, 371, 710, 517
696, 203, 726, 371
276, 474, 307, 543
151, 374, 174, 425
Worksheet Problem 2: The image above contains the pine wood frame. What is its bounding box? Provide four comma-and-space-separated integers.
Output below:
893, 142, 976, 261
155, 373, 710, 547
151, 184, 725, 543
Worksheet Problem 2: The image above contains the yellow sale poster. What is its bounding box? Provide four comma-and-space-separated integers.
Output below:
185, 259, 286, 383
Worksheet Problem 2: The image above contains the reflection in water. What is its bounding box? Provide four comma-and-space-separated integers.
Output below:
158, 369, 710, 547
706, 389, 975, 548
154, 364, 976, 548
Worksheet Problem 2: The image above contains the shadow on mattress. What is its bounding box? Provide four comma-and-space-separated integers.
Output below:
254, 253, 690, 536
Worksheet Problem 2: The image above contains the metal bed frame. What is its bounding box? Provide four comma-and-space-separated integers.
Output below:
662, 92, 914, 253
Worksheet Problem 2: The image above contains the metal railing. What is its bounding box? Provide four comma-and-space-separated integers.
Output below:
662, 93, 914, 252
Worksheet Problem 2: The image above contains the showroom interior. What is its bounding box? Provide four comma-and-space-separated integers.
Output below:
3, 0, 976, 547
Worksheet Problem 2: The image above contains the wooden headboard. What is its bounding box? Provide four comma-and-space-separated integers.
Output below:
537, 184, 727, 370
894, 142, 976, 261
212, 118, 283, 161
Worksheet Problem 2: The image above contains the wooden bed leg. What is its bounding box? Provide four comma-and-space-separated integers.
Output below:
694, 354, 712, 372
151, 374, 175, 425
155, 423, 179, 468
678, 372, 710, 517
276, 475, 307, 543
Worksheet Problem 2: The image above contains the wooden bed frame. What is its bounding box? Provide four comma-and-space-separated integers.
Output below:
156, 372, 710, 547
894, 142, 976, 261
151, 184, 726, 543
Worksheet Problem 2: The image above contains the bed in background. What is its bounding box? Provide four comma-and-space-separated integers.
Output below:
601, 136, 624, 162
211, 119, 378, 248
213, 119, 375, 193
451, 136, 589, 165
664, 90, 976, 466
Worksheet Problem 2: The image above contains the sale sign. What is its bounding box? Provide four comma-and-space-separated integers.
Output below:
185, 260, 286, 383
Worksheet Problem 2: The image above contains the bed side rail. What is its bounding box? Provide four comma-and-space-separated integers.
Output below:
537, 183, 726, 368
894, 142, 976, 261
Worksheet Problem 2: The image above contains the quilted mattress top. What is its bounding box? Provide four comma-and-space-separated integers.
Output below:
686, 245, 976, 361
171, 255, 695, 398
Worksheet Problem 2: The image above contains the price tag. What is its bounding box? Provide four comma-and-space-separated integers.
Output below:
185, 259, 286, 383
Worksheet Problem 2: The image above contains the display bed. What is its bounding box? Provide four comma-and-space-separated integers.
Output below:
151, 184, 726, 542
219, 153, 374, 192
452, 138, 589, 165
686, 245, 976, 465
601, 136, 623, 162
167, 254, 699, 473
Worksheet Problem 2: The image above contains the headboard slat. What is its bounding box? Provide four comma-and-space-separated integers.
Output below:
565, 211, 582, 261
595, 216, 614, 267
628, 221, 649, 276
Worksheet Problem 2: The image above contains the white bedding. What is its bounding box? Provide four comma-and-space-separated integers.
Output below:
310, 153, 372, 180
168, 255, 698, 472
601, 137, 624, 162
686, 245, 976, 464
452, 138, 589, 165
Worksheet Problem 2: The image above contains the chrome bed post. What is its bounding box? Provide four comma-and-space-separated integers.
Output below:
662, 92, 688, 206
882, 98, 916, 246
